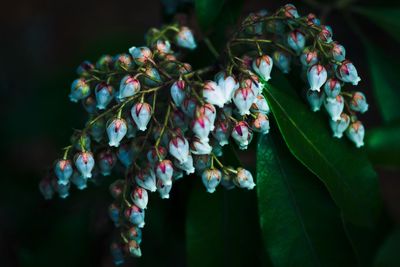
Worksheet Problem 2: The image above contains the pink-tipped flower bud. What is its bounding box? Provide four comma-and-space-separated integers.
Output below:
191, 115, 212, 142
318, 25, 333, 43
212, 119, 231, 146
201, 168, 222, 193
287, 30, 306, 54
307, 64, 327, 92
74, 151, 95, 179
125, 205, 145, 228
300, 48, 318, 67
234, 168, 255, 189
131, 187, 149, 209
174, 155, 195, 175
306, 13, 321, 26
114, 53, 133, 70
69, 78, 90, 102
346, 121, 365, 148
233, 87, 257, 115
273, 51, 291, 74
215, 72, 239, 103
135, 168, 157, 192
107, 118, 127, 147
157, 178, 172, 199
131, 102, 152, 131
306, 89, 325, 112
323, 78, 341, 98
168, 135, 190, 164
283, 4, 299, 18
126, 226, 142, 243
252, 113, 270, 134
190, 136, 212, 155
336, 60, 361, 85
54, 159, 73, 185
324, 95, 344, 121
127, 240, 142, 257
155, 39, 171, 54
251, 94, 270, 114
203, 81, 225, 108
95, 82, 115, 110
175, 27, 197, 50
170, 80, 186, 107
252, 55, 273, 81
196, 103, 216, 130
129, 46, 153, 65
329, 113, 350, 138
349, 92, 368, 113
155, 160, 174, 185
231, 121, 253, 150
118, 75, 140, 101
331, 42, 346, 62
181, 97, 197, 118
97, 150, 117, 176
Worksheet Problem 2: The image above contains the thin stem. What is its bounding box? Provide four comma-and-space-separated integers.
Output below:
204, 37, 220, 59
155, 104, 171, 159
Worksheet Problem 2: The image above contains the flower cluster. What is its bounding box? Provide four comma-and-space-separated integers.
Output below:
39, 4, 369, 264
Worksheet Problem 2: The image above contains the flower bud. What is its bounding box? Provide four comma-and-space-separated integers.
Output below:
97, 150, 117, 176
74, 151, 95, 179
128, 46, 153, 65
193, 155, 210, 172
212, 119, 230, 146
330, 113, 350, 138
170, 80, 186, 107
117, 143, 134, 167
128, 240, 142, 257
174, 155, 195, 175
287, 30, 305, 54
323, 78, 341, 98
69, 78, 90, 102
157, 178, 172, 199
109, 179, 125, 199
350, 92, 368, 113
175, 27, 197, 50
114, 53, 133, 70
201, 168, 222, 193
135, 168, 157, 192
307, 64, 327, 92
233, 87, 257, 115
55, 181, 70, 199
190, 136, 212, 155
181, 97, 197, 118
191, 115, 212, 142
82, 95, 97, 114
300, 48, 318, 67
95, 82, 114, 110
231, 121, 252, 150
70, 171, 87, 190
196, 103, 216, 129
110, 243, 124, 266
126, 226, 142, 243
76, 60, 94, 76
251, 94, 270, 114
118, 75, 140, 100
125, 205, 145, 228
96, 54, 113, 70
306, 13, 320, 26
169, 135, 190, 164
89, 118, 105, 142
203, 81, 225, 108
155, 40, 171, 54
346, 121, 365, 148
39, 178, 54, 200
106, 118, 127, 147
234, 168, 255, 189
324, 95, 344, 121
54, 159, 73, 185
318, 25, 333, 43
252, 113, 270, 134
155, 160, 174, 185
272, 51, 291, 73
283, 4, 299, 18
331, 42, 346, 62
131, 102, 152, 131
131, 187, 149, 209
306, 89, 325, 112
109, 202, 121, 226
252, 55, 273, 81
215, 72, 239, 103
336, 60, 361, 85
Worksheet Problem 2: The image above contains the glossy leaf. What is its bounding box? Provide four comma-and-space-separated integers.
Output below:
195, 0, 226, 32
366, 123, 400, 168
262, 81, 381, 227
364, 42, 400, 123
257, 131, 357, 266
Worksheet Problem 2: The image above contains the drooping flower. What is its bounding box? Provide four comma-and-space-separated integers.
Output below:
306, 89, 325, 112
329, 113, 350, 138
252, 55, 273, 81
170, 80, 186, 107
346, 121, 365, 148
54, 159, 73, 185
287, 30, 306, 54
155, 160, 174, 185
234, 168, 256, 189
175, 27, 197, 50
201, 168, 222, 193
324, 95, 344, 121
307, 64, 327, 92
117, 75, 140, 101
131, 187, 149, 209
125, 205, 145, 228
349, 92, 368, 113
203, 81, 225, 108
95, 82, 115, 110
131, 102, 152, 131
74, 151, 95, 179
233, 87, 257, 115
135, 168, 157, 192
106, 118, 128, 147
323, 78, 341, 98
97, 150, 117, 176
69, 78, 90, 102
336, 60, 361, 85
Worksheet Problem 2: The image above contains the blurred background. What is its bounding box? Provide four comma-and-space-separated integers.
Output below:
1, 0, 399, 266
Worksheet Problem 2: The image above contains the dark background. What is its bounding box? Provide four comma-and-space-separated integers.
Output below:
1, 0, 399, 266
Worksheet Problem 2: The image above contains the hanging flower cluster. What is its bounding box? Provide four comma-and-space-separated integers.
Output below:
39, 4, 368, 264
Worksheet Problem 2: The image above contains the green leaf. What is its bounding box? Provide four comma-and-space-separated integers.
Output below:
262, 81, 381, 227
257, 131, 357, 266
364, 42, 400, 123
353, 7, 400, 43
195, 0, 226, 32
374, 227, 400, 267
186, 178, 264, 267
366, 123, 400, 168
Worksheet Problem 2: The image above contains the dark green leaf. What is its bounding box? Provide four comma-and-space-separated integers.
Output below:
364, 42, 400, 123
374, 227, 400, 266
262, 81, 381, 227
353, 7, 400, 43
186, 178, 264, 267
195, 0, 226, 32
366, 123, 400, 168
257, 131, 357, 266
